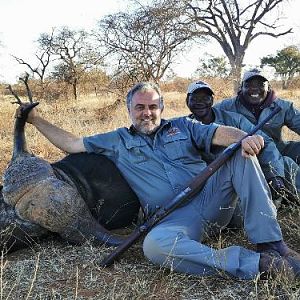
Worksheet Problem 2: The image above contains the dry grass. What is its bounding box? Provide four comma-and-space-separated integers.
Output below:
0, 89, 299, 299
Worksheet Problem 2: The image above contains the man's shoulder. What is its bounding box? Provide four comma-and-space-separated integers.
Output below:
215, 97, 237, 107
274, 97, 296, 108
116, 127, 131, 134
213, 107, 247, 127
83, 128, 127, 146
168, 116, 199, 125
221, 108, 245, 118
214, 106, 241, 117
165, 117, 211, 135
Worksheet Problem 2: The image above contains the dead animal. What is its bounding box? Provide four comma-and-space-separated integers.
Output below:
1, 75, 140, 254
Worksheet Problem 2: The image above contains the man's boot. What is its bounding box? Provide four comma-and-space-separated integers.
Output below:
257, 240, 300, 280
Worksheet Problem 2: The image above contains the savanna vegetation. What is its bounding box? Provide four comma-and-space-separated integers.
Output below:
6, 0, 297, 98
0, 77, 299, 299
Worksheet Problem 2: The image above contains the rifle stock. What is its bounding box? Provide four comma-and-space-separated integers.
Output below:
100, 106, 281, 267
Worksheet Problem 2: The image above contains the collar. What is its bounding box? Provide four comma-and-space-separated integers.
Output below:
187, 110, 216, 124
238, 90, 277, 120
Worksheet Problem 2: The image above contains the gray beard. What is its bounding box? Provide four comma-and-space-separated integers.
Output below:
134, 124, 160, 135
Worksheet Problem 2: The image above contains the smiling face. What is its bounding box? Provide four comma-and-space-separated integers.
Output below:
129, 89, 163, 135
241, 76, 269, 105
187, 89, 214, 119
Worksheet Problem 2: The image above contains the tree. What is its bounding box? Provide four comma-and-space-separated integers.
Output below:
94, 0, 197, 92
261, 45, 300, 89
185, 0, 292, 91
194, 54, 231, 78
11, 31, 55, 99
12, 29, 55, 85
40, 27, 100, 100
13, 52, 51, 84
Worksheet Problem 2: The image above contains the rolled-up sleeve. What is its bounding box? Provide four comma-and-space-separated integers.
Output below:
83, 131, 120, 156
182, 117, 219, 153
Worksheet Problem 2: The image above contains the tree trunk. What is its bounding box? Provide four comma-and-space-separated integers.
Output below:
229, 62, 243, 94
282, 79, 289, 90
72, 79, 78, 100
226, 50, 245, 94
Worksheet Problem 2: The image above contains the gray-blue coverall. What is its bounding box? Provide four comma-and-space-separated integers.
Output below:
215, 98, 300, 195
189, 107, 285, 181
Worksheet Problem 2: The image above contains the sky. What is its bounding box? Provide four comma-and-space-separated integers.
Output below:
0, 0, 299, 83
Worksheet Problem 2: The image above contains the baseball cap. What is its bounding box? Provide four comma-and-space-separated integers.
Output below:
242, 68, 268, 82
187, 80, 214, 95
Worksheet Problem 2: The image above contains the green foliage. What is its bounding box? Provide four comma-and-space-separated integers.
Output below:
194, 55, 231, 78
261, 46, 300, 88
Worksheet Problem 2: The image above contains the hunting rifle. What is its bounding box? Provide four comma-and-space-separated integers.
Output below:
100, 106, 281, 267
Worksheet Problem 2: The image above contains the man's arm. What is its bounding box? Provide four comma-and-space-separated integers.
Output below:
26, 107, 86, 154
238, 115, 285, 179
212, 125, 264, 158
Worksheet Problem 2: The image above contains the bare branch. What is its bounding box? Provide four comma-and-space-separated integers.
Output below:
94, 1, 196, 85
184, 0, 291, 91
6, 85, 23, 105
19, 73, 33, 103
251, 28, 293, 40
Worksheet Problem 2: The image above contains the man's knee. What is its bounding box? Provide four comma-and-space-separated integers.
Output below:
233, 150, 259, 164
143, 229, 179, 264
143, 231, 166, 263
226, 151, 262, 179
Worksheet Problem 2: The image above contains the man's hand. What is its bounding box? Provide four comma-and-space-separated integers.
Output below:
14, 102, 39, 124
241, 135, 264, 157
24, 103, 39, 124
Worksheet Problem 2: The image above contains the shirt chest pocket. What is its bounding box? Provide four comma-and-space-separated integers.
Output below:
163, 133, 189, 160
124, 140, 148, 164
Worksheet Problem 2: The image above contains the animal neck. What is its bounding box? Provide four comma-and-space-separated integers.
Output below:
12, 116, 29, 160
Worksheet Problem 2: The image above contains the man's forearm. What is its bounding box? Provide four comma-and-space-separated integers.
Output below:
213, 125, 265, 157
212, 125, 247, 146
31, 116, 85, 153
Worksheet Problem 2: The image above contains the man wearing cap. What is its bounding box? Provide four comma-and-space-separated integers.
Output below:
215, 69, 300, 200
186, 80, 298, 203
22, 81, 300, 281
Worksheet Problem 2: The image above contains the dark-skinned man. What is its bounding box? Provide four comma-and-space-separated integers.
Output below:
215, 69, 300, 201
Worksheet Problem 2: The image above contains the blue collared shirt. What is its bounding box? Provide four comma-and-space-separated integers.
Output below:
83, 117, 219, 213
